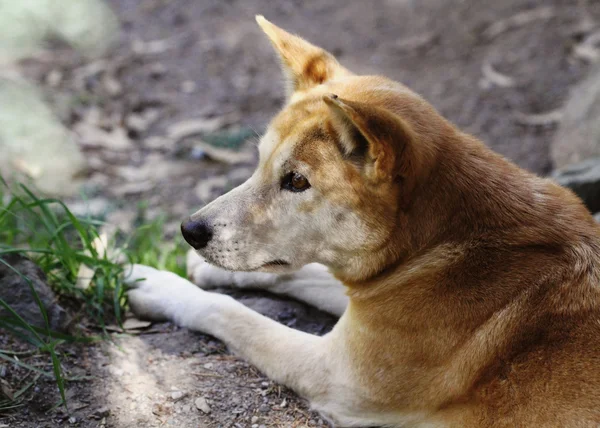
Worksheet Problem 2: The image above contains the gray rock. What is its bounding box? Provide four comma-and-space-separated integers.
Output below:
0, 255, 70, 332
0, 80, 87, 197
194, 397, 211, 414
552, 158, 600, 214
552, 64, 600, 169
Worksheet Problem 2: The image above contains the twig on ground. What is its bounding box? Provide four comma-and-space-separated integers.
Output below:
514, 109, 563, 126
480, 61, 516, 88
573, 30, 600, 62
482, 6, 555, 40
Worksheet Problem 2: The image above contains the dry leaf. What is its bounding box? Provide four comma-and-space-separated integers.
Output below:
480, 62, 515, 89
102, 74, 122, 97
75, 233, 108, 290
131, 36, 178, 55
126, 109, 161, 134
0, 379, 14, 401
144, 136, 171, 150
112, 180, 155, 196
573, 31, 600, 63
75, 122, 132, 151
166, 117, 228, 141
192, 141, 255, 165
75, 264, 95, 290
122, 318, 152, 330
514, 109, 563, 126
482, 6, 555, 39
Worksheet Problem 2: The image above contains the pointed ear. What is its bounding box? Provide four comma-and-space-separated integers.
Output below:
323, 94, 422, 184
256, 15, 350, 97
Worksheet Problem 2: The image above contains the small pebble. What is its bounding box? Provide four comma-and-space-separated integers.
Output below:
181, 80, 197, 94
251, 416, 259, 424
171, 391, 186, 401
92, 406, 110, 419
258, 404, 270, 413
195, 397, 211, 414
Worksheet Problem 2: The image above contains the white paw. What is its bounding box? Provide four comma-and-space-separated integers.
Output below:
186, 250, 235, 289
125, 264, 230, 327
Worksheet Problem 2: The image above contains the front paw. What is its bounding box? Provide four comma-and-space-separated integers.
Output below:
125, 264, 202, 322
124, 264, 234, 330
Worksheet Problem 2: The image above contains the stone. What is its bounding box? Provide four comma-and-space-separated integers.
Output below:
195, 397, 211, 414
92, 407, 110, 419
0, 80, 87, 196
0, 255, 70, 332
0, 0, 119, 196
552, 64, 600, 169
170, 391, 186, 402
0, 0, 119, 61
552, 158, 600, 213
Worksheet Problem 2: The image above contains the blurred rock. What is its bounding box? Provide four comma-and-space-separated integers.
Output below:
552, 158, 600, 214
0, 254, 71, 333
551, 64, 600, 169
195, 397, 211, 414
0, 0, 119, 196
0, 0, 119, 63
0, 79, 87, 196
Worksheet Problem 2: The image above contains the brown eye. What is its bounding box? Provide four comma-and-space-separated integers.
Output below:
282, 172, 311, 192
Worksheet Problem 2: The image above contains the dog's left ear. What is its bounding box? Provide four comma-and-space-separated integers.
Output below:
323, 94, 425, 187
256, 15, 350, 97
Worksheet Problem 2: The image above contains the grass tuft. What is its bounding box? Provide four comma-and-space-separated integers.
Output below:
0, 178, 188, 411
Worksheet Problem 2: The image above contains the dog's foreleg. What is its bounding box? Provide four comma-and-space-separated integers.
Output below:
126, 264, 335, 399
187, 251, 348, 316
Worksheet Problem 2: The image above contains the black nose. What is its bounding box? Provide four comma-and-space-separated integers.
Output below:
181, 218, 213, 250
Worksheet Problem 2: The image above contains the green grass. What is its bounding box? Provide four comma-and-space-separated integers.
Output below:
0, 178, 188, 411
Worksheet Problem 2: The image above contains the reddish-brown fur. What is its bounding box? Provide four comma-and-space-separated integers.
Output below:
255, 17, 600, 426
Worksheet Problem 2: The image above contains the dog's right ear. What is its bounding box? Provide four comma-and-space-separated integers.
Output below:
256, 15, 350, 98
323, 94, 429, 204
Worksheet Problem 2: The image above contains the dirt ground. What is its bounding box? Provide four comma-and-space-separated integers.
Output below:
4, 0, 600, 426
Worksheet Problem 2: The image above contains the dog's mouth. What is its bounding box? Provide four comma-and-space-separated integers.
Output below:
261, 259, 291, 268
242, 259, 292, 273
203, 254, 291, 272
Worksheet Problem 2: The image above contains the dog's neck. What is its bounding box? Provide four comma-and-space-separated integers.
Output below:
331, 131, 600, 407
335, 128, 595, 288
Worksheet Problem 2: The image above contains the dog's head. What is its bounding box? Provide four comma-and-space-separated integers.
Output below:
182, 16, 443, 280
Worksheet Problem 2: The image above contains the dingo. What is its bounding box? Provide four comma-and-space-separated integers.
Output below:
127, 16, 600, 427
